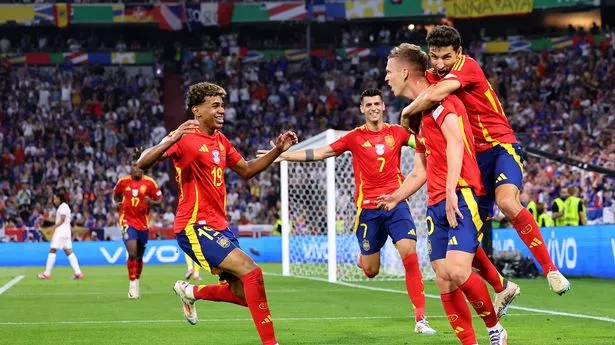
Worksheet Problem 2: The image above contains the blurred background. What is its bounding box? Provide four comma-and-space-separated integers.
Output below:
0, 0, 613, 275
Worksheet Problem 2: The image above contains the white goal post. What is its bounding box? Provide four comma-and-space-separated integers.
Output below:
280, 129, 434, 282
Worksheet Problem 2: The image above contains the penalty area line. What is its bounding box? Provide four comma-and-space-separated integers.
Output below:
265, 272, 615, 324
0, 275, 25, 296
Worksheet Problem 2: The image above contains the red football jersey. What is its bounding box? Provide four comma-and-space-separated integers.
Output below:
330, 124, 410, 209
415, 95, 485, 206
113, 175, 162, 231
166, 129, 243, 232
426, 55, 517, 152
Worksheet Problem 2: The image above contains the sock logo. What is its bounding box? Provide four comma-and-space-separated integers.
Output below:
520, 224, 533, 235
454, 326, 465, 334
261, 315, 273, 324
471, 300, 484, 309
447, 314, 459, 322
530, 238, 543, 248
258, 302, 268, 310
478, 311, 491, 317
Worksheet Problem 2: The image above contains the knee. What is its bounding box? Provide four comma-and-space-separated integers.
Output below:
447, 266, 470, 286
49, 248, 57, 254
362, 264, 379, 278
497, 196, 522, 217
435, 275, 453, 292
128, 253, 138, 260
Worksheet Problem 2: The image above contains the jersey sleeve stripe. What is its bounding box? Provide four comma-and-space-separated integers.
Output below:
143, 175, 159, 188
451, 56, 462, 71
453, 55, 466, 71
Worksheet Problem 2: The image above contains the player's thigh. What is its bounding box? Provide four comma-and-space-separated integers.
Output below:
446, 189, 482, 256
51, 234, 71, 251
493, 143, 524, 192
122, 226, 141, 256
384, 202, 417, 257
426, 205, 449, 263
354, 209, 387, 255
176, 225, 242, 276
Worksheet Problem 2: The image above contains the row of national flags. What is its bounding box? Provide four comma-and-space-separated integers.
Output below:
1, 52, 153, 66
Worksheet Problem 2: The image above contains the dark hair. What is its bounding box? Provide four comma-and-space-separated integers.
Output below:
360, 88, 383, 102
54, 188, 66, 203
186, 82, 227, 109
388, 43, 430, 74
426, 25, 462, 51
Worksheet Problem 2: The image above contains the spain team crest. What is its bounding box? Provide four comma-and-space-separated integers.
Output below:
375, 144, 385, 155
362, 239, 370, 251
139, 185, 147, 194
217, 236, 230, 248
212, 150, 221, 165
385, 134, 395, 148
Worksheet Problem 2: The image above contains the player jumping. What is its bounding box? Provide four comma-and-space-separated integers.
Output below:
379, 43, 507, 345
400, 26, 569, 301
137, 82, 296, 345
259, 88, 436, 335
37, 188, 83, 280
113, 159, 163, 299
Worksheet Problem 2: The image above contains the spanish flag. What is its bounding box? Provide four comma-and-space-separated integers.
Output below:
54, 4, 69, 28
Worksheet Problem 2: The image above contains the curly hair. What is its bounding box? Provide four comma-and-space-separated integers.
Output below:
426, 25, 462, 51
185, 82, 227, 109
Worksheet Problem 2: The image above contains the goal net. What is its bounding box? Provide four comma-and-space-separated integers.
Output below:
280, 129, 434, 282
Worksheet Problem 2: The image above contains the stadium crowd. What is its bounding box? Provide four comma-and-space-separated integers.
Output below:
1, 26, 614, 242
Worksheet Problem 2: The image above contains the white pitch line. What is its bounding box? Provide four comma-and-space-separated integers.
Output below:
0, 275, 24, 295
0, 314, 540, 326
265, 272, 615, 324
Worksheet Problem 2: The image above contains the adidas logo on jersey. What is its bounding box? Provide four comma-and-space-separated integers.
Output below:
496, 173, 507, 183
362, 141, 372, 148
199, 144, 209, 152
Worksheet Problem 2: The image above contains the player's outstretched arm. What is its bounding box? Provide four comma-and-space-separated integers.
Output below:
441, 113, 465, 228
400, 80, 461, 132
232, 131, 298, 179
376, 152, 427, 211
136, 120, 200, 170
257, 144, 337, 163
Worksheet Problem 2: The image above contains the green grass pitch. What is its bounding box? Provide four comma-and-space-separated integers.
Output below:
1, 264, 614, 344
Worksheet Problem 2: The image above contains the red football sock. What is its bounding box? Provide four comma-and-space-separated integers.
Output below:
136, 259, 143, 279
402, 253, 426, 322
459, 272, 498, 328
127, 258, 137, 281
441, 288, 476, 345
472, 246, 505, 293
359, 255, 377, 278
241, 268, 277, 345
193, 283, 248, 306
510, 208, 557, 276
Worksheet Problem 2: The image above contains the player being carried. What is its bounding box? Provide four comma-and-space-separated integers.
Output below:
400, 26, 570, 301
258, 88, 436, 335
113, 156, 163, 299
137, 82, 297, 345
379, 43, 507, 345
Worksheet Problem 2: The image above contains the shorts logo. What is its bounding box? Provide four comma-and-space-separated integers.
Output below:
362, 239, 370, 251
520, 224, 532, 235
447, 314, 459, 322
427, 239, 432, 255
216, 236, 230, 248
471, 300, 484, 309
375, 144, 385, 155
123, 232, 129, 240
385, 134, 395, 148
212, 150, 221, 165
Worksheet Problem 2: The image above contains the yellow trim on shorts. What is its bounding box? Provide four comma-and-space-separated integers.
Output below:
499, 143, 524, 174
354, 208, 363, 232
460, 188, 484, 242
186, 224, 211, 273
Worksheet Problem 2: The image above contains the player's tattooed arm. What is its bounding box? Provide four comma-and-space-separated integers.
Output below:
257, 145, 336, 162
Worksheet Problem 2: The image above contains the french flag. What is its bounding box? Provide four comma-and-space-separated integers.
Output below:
154, 3, 186, 31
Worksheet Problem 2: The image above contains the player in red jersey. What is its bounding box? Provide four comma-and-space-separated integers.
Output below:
137, 82, 296, 345
379, 43, 507, 345
258, 88, 436, 335
402, 25, 571, 302
113, 159, 163, 299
